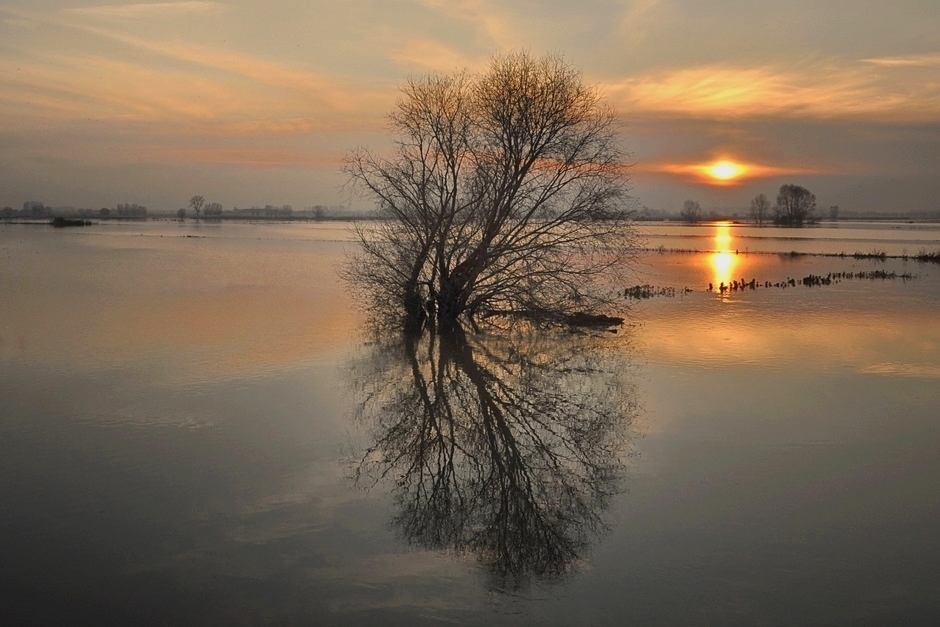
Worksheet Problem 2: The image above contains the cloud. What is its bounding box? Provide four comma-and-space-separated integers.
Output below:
0, 6, 391, 133
604, 60, 940, 122
862, 53, 940, 67
618, 0, 671, 46
382, 35, 480, 72
640, 160, 817, 186
64, 2, 227, 20
2, 47, 384, 134
1, 51, 252, 127
3, 17, 35, 28
416, 0, 517, 48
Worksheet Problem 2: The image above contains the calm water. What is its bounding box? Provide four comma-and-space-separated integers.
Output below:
2, 220, 939, 625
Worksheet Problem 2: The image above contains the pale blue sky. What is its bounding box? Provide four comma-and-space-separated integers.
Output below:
1, 1, 938, 214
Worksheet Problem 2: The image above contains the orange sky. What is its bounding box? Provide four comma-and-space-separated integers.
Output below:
1, 1, 938, 214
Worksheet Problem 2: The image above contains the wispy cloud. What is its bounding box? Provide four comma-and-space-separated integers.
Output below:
862, 53, 940, 67
416, 0, 517, 48
2, 50, 251, 125
604, 60, 940, 122
2, 45, 384, 135
0, 4, 389, 134
381, 35, 480, 72
64, 2, 227, 20
618, 0, 672, 47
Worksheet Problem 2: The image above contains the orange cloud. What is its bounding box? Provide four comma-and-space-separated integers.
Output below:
862, 53, 940, 67
382, 35, 480, 72
638, 158, 817, 185
0, 43, 390, 146
603, 60, 940, 122
0, 4, 390, 134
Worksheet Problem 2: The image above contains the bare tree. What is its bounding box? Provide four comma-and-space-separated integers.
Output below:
203, 202, 223, 218
774, 184, 816, 226
189, 195, 205, 220
828, 204, 840, 222
749, 193, 771, 226
344, 52, 635, 333
680, 199, 702, 224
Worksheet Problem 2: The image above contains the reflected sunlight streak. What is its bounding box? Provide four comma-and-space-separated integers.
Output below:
709, 222, 738, 293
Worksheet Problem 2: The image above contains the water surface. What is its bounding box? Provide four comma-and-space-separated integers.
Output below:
2, 220, 939, 624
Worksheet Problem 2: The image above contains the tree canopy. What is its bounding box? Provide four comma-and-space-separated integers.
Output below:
680, 200, 702, 224
189, 195, 205, 220
774, 184, 816, 226
750, 193, 771, 226
344, 52, 635, 333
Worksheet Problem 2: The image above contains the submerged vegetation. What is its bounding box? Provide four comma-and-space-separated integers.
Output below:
50, 217, 92, 227
620, 270, 917, 300
624, 285, 692, 299
708, 270, 915, 294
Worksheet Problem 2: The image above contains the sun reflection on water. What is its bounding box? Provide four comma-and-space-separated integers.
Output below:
709, 222, 739, 293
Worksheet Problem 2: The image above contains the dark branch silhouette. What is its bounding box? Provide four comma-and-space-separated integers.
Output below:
774, 184, 817, 226
343, 52, 635, 333
349, 326, 638, 591
750, 193, 771, 226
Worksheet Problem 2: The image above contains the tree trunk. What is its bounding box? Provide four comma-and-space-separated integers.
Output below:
436, 275, 465, 330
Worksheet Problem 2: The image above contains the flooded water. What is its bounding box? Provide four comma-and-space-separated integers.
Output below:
2, 219, 939, 624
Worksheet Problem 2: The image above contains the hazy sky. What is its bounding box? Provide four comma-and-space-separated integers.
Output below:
2, 1, 938, 214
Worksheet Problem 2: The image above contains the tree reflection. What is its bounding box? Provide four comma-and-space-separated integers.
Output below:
351, 326, 638, 591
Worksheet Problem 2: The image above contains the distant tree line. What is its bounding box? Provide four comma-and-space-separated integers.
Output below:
0, 201, 53, 218
675, 184, 819, 226
0, 197, 349, 222
1, 202, 50, 219
170, 201, 346, 221
184, 195, 224, 219
236, 204, 294, 218
203, 202, 223, 218
115, 203, 147, 218
0, 202, 148, 220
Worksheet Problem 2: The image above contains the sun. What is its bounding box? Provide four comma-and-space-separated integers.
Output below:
653, 157, 791, 186
705, 160, 746, 182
